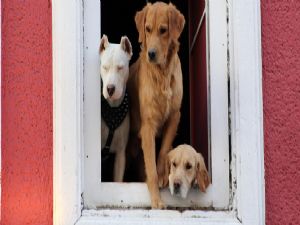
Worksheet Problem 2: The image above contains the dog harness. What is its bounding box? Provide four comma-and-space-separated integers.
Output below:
101, 90, 129, 161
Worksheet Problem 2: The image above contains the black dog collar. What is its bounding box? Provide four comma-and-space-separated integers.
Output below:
101, 90, 129, 160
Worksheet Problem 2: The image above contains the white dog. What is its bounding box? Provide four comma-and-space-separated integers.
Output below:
100, 35, 132, 182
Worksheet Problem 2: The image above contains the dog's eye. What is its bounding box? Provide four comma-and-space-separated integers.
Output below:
172, 162, 177, 168
159, 27, 167, 35
117, 66, 124, 71
146, 26, 151, 33
185, 163, 192, 170
102, 66, 109, 71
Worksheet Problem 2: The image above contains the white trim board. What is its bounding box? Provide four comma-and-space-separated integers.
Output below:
229, 0, 265, 222
83, 0, 101, 209
53, 0, 83, 224
208, 0, 230, 209
53, 0, 265, 224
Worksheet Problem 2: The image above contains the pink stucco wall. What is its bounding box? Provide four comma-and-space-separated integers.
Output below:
1, 1, 53, 224
0, 0, 299, 224
261, 0, 300, 224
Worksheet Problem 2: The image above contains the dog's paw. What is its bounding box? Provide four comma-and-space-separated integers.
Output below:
151, 197, 166, 209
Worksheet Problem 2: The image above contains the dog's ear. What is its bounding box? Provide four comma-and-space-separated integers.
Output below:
135, 3, 151, 44
168, 3, 185, 41
195, 152, 210, 192
120, 36, 133, 59
99, 34, 109, 55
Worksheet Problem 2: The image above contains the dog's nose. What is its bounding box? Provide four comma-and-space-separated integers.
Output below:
107, 85, 115, 97
174, 180, 181, 193
148, 49, 156, 61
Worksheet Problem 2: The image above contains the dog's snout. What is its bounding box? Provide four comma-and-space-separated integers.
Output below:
148, 49, 156, 61
174, 180, 181, 193
107, 85, 115, 97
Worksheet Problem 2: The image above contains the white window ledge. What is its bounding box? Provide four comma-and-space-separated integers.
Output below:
76, 209, 240, 225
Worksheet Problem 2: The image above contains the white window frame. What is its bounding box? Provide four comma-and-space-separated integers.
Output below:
83, 0, 229, 209
53, 0, 265, 224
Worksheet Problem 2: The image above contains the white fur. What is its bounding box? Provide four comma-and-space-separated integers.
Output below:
99, 35, 132, 182
168, 169, 191, 199
100, 37, 132, 103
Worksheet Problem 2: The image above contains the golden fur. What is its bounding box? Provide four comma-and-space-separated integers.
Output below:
165, 145, 210, 198
128, 2, 185, 208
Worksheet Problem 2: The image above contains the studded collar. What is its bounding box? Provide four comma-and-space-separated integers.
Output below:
101, 89, 129, 160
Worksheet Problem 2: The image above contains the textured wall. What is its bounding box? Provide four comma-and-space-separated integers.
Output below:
261, 0, 300, 224
1, 1, 52, 224
0, 0, 299, 224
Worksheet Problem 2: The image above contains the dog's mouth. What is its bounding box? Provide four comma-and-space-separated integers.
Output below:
104, 93, 120, 101
102, 84, 124, 102
147, 58, 167, 70
174, 188, 181, 196
147, 48, 166, 66
147, 56, 158, 65
172, 187, 189, 199
169, 180, 191, 199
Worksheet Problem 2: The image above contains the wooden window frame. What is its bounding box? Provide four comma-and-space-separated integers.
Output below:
53, 0, 265, 224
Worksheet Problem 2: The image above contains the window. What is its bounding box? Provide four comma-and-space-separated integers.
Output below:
84, 0, 229, 209
53, 0, 265, 224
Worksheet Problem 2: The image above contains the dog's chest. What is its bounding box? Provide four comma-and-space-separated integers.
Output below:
160, 89, 172, 121
101, 114, 129, 153
152, 77, 173, 123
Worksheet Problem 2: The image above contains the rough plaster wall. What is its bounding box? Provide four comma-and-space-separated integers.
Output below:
1, 1, 53, 224
261, 0, 300, 224
0, 0, 299, 224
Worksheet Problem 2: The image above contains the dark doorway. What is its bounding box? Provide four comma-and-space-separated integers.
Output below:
100, 0, 208, 181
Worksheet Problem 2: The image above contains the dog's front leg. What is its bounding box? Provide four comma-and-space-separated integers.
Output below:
114, 148, 126, 182
140, 124, 165, 209
158, 111, 181, 187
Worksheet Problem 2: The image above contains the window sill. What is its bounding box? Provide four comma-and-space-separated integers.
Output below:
84, 182, 218, 209
76, 209, 240, 225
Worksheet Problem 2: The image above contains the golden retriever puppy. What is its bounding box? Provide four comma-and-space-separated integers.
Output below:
165, 145, 210, 198
128, 2, 185, 208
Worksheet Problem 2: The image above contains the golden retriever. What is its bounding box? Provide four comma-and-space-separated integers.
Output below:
165, 145, 210, 198
128, 2, 185, 208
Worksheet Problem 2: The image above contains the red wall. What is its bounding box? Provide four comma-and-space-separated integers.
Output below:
261, 0, 300, 224
0, 0, 299, 225
1, 1, 53, 224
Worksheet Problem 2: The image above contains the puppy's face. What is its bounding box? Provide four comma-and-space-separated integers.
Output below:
166, 145, 210, 198
99, 35, 132, 101
135, 2, 185, 67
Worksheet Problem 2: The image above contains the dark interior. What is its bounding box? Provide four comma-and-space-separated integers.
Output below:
100, 0, 208, 182
189, 0, 208, 168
